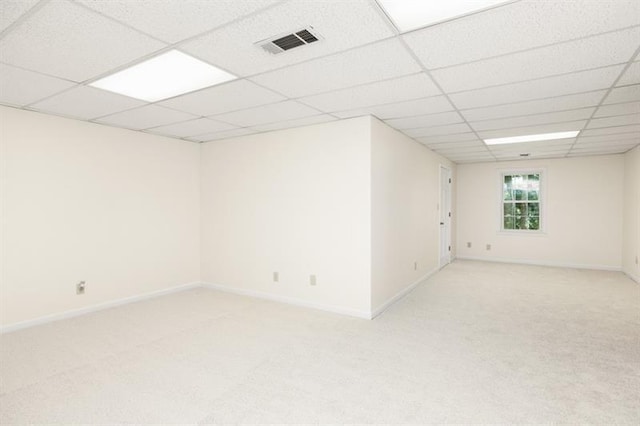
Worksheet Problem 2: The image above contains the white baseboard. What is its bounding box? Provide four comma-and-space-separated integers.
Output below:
201, 282, 372, 320
623, 271, 640, 283
455, 255, 622, 272
370, 267, 439, 319
0, 282, 201, 334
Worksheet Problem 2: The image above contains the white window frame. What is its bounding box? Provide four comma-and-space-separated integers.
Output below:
498, 168, 546, 234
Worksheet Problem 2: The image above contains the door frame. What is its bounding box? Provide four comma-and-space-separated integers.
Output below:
439, 165, 452, 268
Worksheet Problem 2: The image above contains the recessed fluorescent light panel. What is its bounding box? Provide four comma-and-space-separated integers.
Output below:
484, 131, 580, 145
90, 50, 236, 102
378, 0, 512, 32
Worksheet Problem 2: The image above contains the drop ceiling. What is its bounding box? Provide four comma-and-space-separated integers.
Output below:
0, 0, 638, 163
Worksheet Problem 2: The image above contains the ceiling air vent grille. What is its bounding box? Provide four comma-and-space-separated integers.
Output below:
258, 27, 321, 55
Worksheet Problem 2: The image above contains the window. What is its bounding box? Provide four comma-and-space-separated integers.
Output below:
502, 172, 541, 231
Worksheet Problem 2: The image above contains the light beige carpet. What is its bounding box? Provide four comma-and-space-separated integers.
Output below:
1, 260, 639, 424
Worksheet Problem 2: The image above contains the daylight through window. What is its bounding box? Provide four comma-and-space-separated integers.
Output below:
502, 173, 541, 231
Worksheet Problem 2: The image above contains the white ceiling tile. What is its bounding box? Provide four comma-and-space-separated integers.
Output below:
574, 140, 639, 150
477, 121, 587, 140
146, 118, 236, 138
0, 0, 39, 33
431, 28, 640, 93
569, 145, 634, 154
0, 0, 166, 82
181, 0, 393, 76
594, 102, 640, 118
0, 63, 76, 107
586, 114, 640, 129
470, 108, 595, 132
577, 133, 639, 144
616, 62, 640, 86
30, 85, 145, 120
333, 96, 454, 119
603, 85, 640, 104
212, 100, 319, 127
460, 91, 606, 121
250, 114, 336, 132
493, 149, 570, 160
404, 123, 471, 138
579, 124, 640, 137
403, 0, 640, 69
187, 128, 256, 143
158, 79, 285, 117
95, 105, 197, 130
488, 140, 575, 152
417, 133, 479, 145
449, 65, 623, 110
300, 73, 441, 112
425, 140, 484, 150
77, 0, 279, 43
250, 38, 421, 98
385, 111, 463, 130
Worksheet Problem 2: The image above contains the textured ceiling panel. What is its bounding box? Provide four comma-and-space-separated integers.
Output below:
250, 38, 421, 98
603, 84, 640, 104
333, 96, 454, 120
0, 0, 39, 33
212, 100, 319, 127
250, 114, 336, 132
403, 0, 640, 69
594, 102, 640, 117
417, 133, 479, 145
579, 124, 640, 137
181, 0, 393, 76
460, 91, 606, 122
424, 139, 484, 148
449, 65, 623, 109
299, 73, 441, 112
431, 28, 640, 93
0, 0, 166, 82
577, 132, 639, 143
616, 62, 640, 86
0, 63, 75, 107
146, 117, 236, 138
187, 128, 256, 143
384, 111, 464, 130
403, 123, 472, 138
469, 108, 595, 132
477, 120, 587, 140
585, 113, 640, 129
95, 105, 197, 130
77, 0, 279, 43
158, 79, 285, 117
30, 85, 145, 120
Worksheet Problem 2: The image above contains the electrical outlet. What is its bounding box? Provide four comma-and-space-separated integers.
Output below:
414, 261, 417, 270
467, 242, 472, 248
310, 274, 317, 286
273, 272, 279, 282
486, 244, 491, 251
76, 281, 86, 295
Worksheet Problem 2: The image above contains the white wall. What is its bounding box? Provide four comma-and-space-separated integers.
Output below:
370, 118, 455, 313
456, 155, 624, 270
0, 107, 200, 328
200, 118, 372, 316
622, 146, 639, 282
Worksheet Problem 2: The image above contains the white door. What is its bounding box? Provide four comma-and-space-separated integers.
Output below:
439, 166, 452, 268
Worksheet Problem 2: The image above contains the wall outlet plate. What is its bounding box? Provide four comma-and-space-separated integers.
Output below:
310, 274, 317, 286
273, 272, 279, 282
76, 281, 86, 295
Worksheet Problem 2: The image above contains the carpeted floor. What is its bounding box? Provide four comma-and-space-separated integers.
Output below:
1, 260, 639, 424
